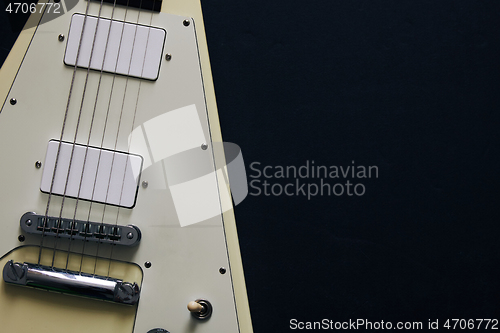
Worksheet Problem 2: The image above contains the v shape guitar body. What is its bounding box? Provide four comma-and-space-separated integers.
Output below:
0, 1, 252, 332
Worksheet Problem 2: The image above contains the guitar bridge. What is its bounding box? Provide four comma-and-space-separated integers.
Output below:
20, 212, 141, 246
3, 261, 140, 305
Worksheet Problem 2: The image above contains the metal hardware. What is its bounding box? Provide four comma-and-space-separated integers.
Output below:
58, 34, 64, 41
35, 161, 42, 168
3, 261, 140, 305
9, 98, 16, 105
147, 329, 170, 333
189, 299, 213, 320
20, 212, 141, 246
18, 235, 25, 242
127, 232, 133, 239
201, 143, 208, 150
144, 261, 152, 268
219, 267, 226, 274
183, 19, 190, 27
142, 181, 149, 188
165, 54, 172, 61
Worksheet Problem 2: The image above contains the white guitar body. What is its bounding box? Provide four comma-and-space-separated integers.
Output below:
0, 1, 252, 332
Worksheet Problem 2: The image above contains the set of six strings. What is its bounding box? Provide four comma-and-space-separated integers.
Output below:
37, 0, 157, 278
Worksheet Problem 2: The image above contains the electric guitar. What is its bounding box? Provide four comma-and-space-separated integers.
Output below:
0, 0, 253, 332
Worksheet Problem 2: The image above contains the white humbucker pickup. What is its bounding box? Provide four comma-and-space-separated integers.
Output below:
40, 141, 143, 208
64, 14, 166, 80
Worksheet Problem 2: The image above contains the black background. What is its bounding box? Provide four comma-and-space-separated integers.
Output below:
1, 1, 500, 331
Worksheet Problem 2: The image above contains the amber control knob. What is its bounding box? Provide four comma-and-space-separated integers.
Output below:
187, 301, 204, 313
187, 299, 213, 320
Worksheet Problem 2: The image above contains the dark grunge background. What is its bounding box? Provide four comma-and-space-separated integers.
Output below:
1, 1, 499, 331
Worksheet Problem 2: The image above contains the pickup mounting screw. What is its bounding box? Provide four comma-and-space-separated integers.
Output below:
58, 34, 65, 42
10, 98, 17, 105
35, 161, 42, 169
127, 232, 133, 239
165, 54, 172, 61
142, 181, 148, 188
144, 261, 152, 268
219, 267, 226, 274
183, 19, 190, 27
201, 143, 208, 150
25, 219, 32, 226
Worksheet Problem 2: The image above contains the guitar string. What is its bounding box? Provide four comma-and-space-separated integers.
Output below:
49, 0, 108, 269
37, 0, 93, 266
64, 0, 120, 271
90, 0, 147, 277
37, 0, 154, 275
106, 0, 157, 279
78, 0, 135, 274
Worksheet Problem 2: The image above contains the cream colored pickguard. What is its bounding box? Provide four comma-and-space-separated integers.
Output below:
0, 0, 252, 332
